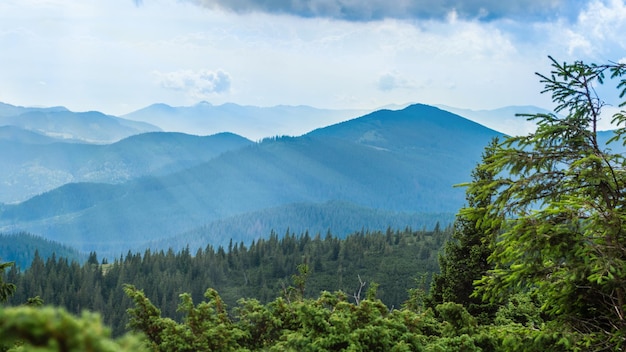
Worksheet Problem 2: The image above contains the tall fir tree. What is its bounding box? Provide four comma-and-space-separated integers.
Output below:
427, 138, 499, 321
0, 260, 16, 303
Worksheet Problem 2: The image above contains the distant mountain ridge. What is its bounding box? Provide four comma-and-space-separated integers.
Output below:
0, 102, 69, 116
0, 102, 160, 144
122, 101, 368, 140
0, 126, 62, 144
0, 132, 253, 204
0, 104, 505, 257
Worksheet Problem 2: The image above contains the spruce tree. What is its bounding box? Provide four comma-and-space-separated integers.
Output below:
474, 57, 626, 348
0, 260, 16, 303
427, 139, 498, 321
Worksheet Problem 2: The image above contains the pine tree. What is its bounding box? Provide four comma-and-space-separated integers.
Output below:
0, 260, 16, 303
427, 139, 498, 321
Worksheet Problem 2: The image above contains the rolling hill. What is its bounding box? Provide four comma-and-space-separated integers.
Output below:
0, 132, 253, 204
0, 104, 504, 257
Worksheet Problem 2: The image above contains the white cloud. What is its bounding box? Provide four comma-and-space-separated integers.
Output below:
530, 0, 626, 60
154, 69, 232, 99
377, 71, 414, 92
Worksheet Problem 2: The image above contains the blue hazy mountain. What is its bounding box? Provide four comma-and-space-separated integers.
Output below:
122, 101, 368, 140
0, 132, 253, 204
0, 104, 504, 256
0, 102, 68, 117
0, 102, 160, 143
0, 126, 62, 144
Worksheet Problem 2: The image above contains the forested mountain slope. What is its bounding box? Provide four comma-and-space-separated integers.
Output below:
0, 104, 504, 256
153, 200, 455, 251
0, 232, 84, 269
0, 132, 252, 203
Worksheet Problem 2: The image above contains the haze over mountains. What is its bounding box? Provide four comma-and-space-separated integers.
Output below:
0, 102, 160, 144
122, 101, 369, 141
0, 100, 533, 205
0, 131, 252, 204
8, 100, 623, 260
0, 103, 509, 258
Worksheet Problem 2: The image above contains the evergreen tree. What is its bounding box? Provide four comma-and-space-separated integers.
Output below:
428, 139, 499, 321
0, 260, 16, 303
473, 57, 626, 349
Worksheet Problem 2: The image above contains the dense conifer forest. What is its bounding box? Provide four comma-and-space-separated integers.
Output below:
0, 233, 85, 269
2, 227, 448, 337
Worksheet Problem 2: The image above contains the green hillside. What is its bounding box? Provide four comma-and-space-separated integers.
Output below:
0, 232, 84, 269
155, 200, 454, 252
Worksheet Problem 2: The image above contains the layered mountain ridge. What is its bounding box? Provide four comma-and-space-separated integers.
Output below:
0, 104, 505, 257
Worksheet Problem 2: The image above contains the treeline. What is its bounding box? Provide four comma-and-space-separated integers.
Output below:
0, 232, 85, 269
3, 226, 450, 336
153, 200, 455, 254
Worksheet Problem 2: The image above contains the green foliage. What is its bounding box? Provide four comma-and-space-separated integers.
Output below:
123, 278, 590, 351
493, 291, 544, 328
0, 305, 147, 352
125, 284, 246, 351
126, 279, 434, 351
469, 57, 626, 348
436, 302, 478, 337
0, 261, 16, 303
1, 249, 590, 352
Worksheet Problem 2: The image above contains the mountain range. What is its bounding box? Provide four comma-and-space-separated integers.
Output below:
0, 102, 159, 143
122, 101, 368, 141
0, 131, 252, 204
9, 101, 624, 261
0, 104, 505, 258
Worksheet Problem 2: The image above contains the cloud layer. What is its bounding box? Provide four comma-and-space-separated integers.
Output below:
1, 0, 625, 117
189, 0, 587, 21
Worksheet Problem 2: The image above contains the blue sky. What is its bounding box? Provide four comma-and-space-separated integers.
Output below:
1, 0, 625, 124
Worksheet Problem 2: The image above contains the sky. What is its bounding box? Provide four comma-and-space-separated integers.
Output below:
1, 0, 626, 126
